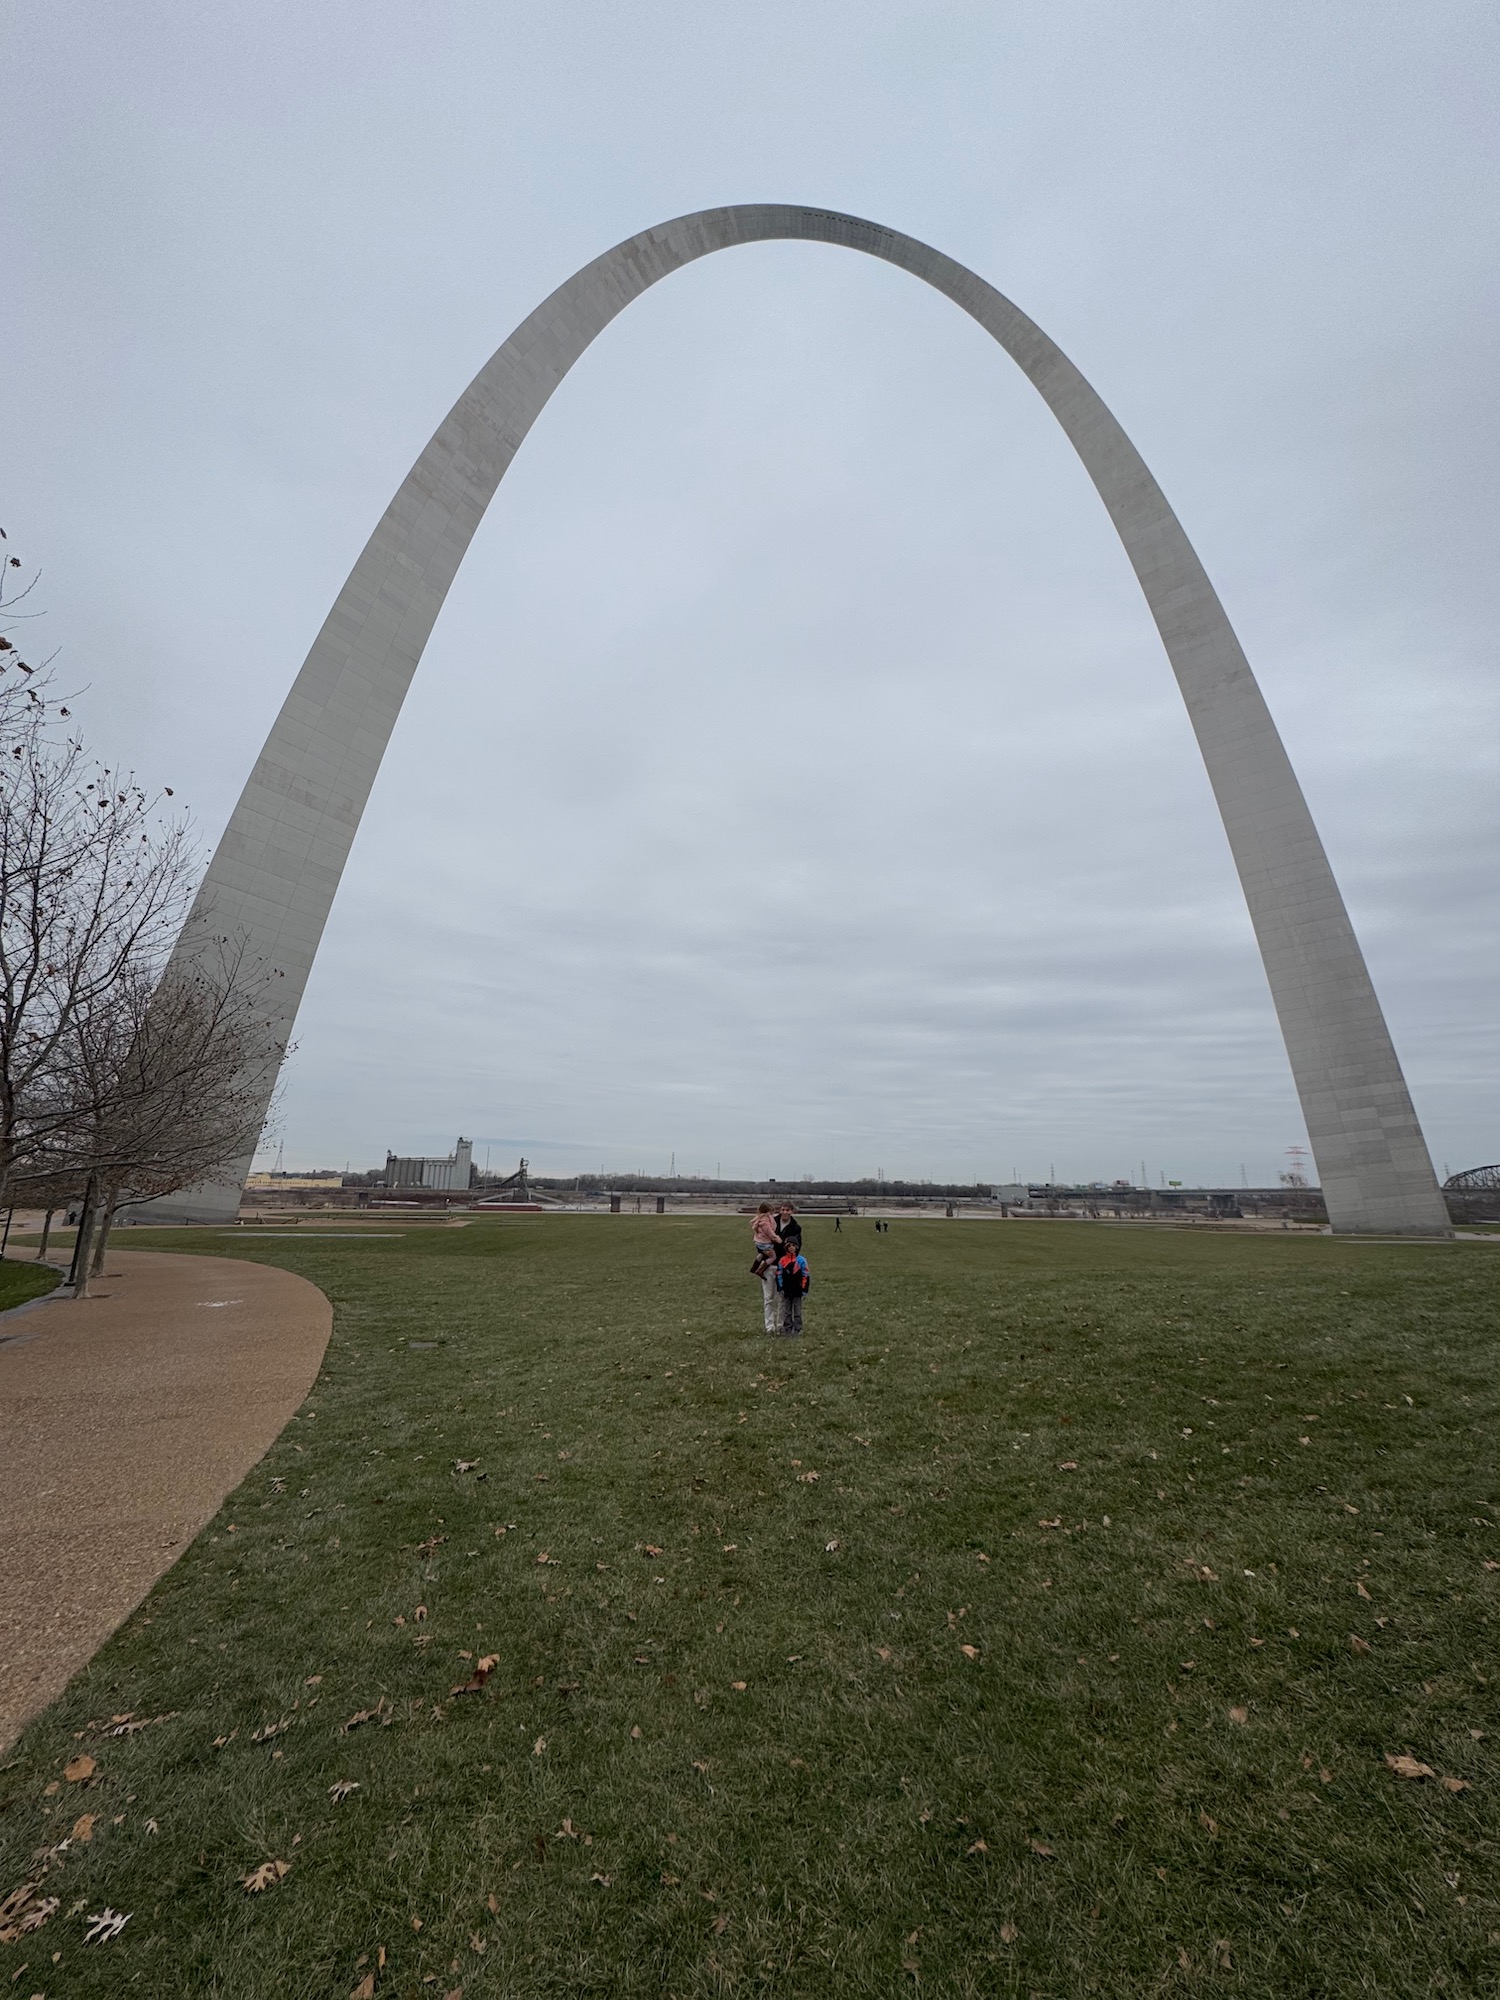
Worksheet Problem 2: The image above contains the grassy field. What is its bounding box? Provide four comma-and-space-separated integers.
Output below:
0, 1253, 60, 1315
0, 1216, 1496, 1998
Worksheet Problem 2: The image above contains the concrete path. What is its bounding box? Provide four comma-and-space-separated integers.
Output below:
0, 1249, 331, 1754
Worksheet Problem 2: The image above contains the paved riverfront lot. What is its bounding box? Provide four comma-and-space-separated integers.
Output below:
0, 1218, 1495, 1996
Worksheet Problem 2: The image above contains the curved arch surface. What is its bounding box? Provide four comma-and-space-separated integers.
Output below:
167, 205, 1448, 1234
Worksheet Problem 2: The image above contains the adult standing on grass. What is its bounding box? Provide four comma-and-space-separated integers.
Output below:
751, 1202, 780, 1334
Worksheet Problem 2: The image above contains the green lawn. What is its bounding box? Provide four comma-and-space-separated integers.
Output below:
1, 1217, 1496, 1997
0, 1253, 62, 1314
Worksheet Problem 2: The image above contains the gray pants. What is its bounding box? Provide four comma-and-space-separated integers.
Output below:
759, 1260, 780, 1332
780, 1291, 803, 1337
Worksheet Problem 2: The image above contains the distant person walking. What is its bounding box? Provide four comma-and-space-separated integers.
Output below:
776, 1239, 811, 1338
751, 1203, 780, 1334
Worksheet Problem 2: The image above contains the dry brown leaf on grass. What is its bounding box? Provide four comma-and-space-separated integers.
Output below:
350, 1977, 375, 2000
343, 1700, 392, 1733
105, 1710, 178, 1738
1030, 1840, 1055, 1859
1441, 1775, 1472, 1793
451, 1655, 500, 1696
443, 1987, 463, 2000
713, 1913, 730, 1934
590, 1872, 612, 1887
71, 1812, 98, 1843
630, 1726, 643, 1740
999, 1922, 1018, 1944
966, 1839, 988, 1855
731, 1680, 747, 1692
642, 1543, 665, 1557
1350, 1634, 1372, 1656
1228, 1707, 1249, 1726
242, 1859, 291, 1893
329, 1781, 360, 1803
0, 1882, 59, 1943
453, 1459, 479, 1473
63, 1754, 96, 1783
533, 1737, 547, 1756
1385, 1753, 1437, 1780
1356, 1580, 1372, 1600
959, 1644, 980, 1661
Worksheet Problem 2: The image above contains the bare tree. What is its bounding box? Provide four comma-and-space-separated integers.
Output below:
0, 531, 290, 1289
0, 530, 196, 1217
60, 935, 288, 1290
2, 1160, 87, 1265
0, 524, 64, 741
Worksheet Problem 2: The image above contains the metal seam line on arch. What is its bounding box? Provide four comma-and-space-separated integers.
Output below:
155, 204, 1450, 1235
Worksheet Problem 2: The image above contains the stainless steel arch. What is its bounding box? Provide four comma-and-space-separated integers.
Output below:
163, 204, 1449, 1234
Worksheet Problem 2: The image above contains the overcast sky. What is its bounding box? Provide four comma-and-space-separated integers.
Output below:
7, 2, 1498, 1186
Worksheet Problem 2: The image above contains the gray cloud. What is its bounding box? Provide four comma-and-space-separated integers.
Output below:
6, 0, 1497, 1184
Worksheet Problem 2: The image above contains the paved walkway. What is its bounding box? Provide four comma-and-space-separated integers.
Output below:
0, 1249, 331, 1753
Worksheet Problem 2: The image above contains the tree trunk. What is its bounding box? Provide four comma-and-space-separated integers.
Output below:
69, 1178, 98, 1297
37, 1209, 53, 1261
89, 1192, 117, 1277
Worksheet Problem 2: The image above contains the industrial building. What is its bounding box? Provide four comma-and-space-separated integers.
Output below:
384, 1137, 473, 1193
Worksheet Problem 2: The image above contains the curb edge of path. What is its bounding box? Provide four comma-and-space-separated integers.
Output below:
0, 1264, 70, 1344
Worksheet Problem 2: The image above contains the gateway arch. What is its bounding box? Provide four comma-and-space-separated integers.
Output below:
162, 204, 1450, 1235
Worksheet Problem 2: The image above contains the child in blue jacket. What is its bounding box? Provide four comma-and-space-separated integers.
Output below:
775, 1244, 810, 1338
